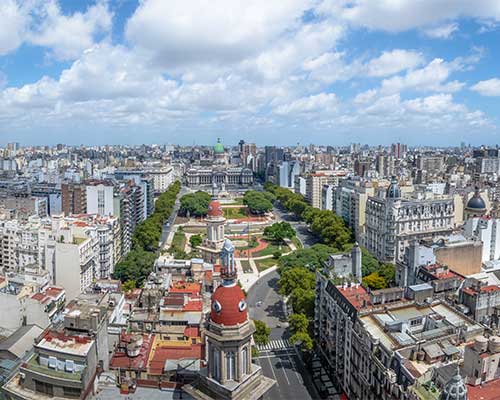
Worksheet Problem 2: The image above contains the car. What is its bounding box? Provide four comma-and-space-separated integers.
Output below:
256, 301, 263, 307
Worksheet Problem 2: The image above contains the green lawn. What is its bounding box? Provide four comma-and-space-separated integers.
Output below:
223, 207, 248, 219
252, 241, 290, 257
171, 230, 186, 250
255, 257, 277, 271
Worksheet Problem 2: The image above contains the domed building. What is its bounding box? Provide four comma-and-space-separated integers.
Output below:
386, 176, 401, 200
198, 198, 227, 264
183, 239, 275, 400
213, 138, 229, 165
465, 188, 487, 219
440, 366, 468, 400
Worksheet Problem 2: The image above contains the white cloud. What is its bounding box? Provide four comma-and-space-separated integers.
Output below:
403, 94, 466, 114
29, 1, 112, 60
126, 0, 314, 67
353, 89, 377, 104
381, 58, 464, 94
0, 1, 112, 60
366, 49, 424, 77
339, 0, 500, 32
0, 0, 28, 55
470, 78, 500, 96
422, 23, 459, 39
274, 93, 338, 115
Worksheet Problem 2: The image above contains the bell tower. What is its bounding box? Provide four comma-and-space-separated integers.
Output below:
184, 239, 275, 400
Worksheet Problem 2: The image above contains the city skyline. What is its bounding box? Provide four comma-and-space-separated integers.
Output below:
0, 1, 499, 145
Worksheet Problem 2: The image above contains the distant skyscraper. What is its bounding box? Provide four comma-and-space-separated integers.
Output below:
391, 142, 406, 159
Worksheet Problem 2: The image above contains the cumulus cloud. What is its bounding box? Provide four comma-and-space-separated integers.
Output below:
274, 93, 338, 115
0, 0, 112, 60
366, 49, 424, 77
125, 0, 314, 67
29, 1, 112, 60
381, 58, 465, 94
339, 0, 500, 32
470, 78, 500, 96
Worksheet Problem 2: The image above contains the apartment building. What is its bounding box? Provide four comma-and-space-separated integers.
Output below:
365, 178, 457, 263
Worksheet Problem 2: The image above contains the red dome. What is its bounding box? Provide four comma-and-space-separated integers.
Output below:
207, 200, 223, 217
210, 284, 248, 326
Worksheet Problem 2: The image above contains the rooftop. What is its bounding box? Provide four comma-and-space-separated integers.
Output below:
37, 331, 93, 356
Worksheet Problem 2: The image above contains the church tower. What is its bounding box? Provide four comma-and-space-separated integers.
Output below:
184, 238, 275, 399
199, 198, 226, 263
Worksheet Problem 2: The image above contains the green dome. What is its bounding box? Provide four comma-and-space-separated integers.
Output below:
214, 139, 225, 154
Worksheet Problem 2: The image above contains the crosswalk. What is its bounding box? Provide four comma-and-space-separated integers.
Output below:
257, 339, 293, 351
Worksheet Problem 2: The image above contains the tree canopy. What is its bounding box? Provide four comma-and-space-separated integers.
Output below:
243, 190, 273, 214
253, 320, 271, 345
179, 191, 211, 217
263, 221, 296, 243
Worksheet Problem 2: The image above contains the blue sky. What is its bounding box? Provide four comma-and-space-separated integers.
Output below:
0, 0, 500, 146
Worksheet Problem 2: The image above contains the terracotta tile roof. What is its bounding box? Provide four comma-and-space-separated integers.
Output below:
468, 378, 500, 400
110, 333, 155, 370
170, 282, 201, 296
338, 285, 371, 311
183, 327, 200, 338
148, 344, 204, 375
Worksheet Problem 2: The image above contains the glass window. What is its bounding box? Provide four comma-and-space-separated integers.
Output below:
226, 352, 235, 381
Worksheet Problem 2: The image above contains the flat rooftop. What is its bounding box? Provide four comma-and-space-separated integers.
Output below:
37, 331, 93, 356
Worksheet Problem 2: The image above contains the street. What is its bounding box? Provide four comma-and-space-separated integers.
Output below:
159, 186, 189, 246
272, 204, 321, 247
248, 272, 320, 400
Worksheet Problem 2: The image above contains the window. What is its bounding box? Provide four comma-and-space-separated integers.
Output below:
241, 347, 248, 376
65, 360, 74, 372
35, 380, 54, 396
48, 356, 57, 369
226, 352, 235, 381
213, 348, 220, 380
63, 387, 81, 398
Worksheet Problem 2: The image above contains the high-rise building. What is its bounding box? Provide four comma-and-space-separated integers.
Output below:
61, 183, 86, 216
86, 180, 115, 216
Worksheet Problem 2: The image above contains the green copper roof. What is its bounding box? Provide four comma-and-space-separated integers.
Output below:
214, 139, 224, 154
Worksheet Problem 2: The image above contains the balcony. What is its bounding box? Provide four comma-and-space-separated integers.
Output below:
23, 354, 85, 383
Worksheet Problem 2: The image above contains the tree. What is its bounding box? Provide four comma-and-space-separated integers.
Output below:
122, 280, 137, 292
273, 250, 282, 259
278, 267, 315, 296
290, 287, 315, 317
278, 244, 334, 273
362, 272, 387, 290
243, 191, 273, 214
290, 331, 313, 351
289, 313, 309, 334
189, 234, 202, 248
253, 320, 271, 345
180, 191, 211, 217
264, 222, 296, 243
379, 263, 396, 287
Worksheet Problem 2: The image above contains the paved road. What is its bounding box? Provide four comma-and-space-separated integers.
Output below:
257, 347, 320, 400
247, 271, 287, 340
159, 187, 189, 246
272, 204, 321, 247
248, 272, 320, 400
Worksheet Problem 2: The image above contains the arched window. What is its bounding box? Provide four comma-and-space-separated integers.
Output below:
226, 351, 235, 381
213, 347, 220, 380
241, 347, 249, 376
